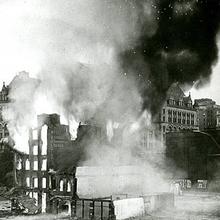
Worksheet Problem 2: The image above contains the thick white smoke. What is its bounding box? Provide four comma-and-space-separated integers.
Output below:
2, 0, 157, 151
2, 0, 171, 194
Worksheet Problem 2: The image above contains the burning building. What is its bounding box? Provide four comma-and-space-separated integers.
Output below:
15, 113, 77, 214
11, 112, 174, 218
0, 82, 10, 139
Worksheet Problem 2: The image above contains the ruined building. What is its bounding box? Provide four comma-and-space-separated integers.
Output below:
13, 113, 110, 214
15, 114, 77, 214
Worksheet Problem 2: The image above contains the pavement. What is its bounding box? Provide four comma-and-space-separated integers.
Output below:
144, 191, 220, 220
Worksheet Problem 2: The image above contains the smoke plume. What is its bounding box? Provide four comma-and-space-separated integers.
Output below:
120, 0, 220, 115
3, 0, 156, 152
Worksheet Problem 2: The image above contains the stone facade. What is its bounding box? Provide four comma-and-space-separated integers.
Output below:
0, 82, 9, 139
156, 83, 198, 142
194, 98, 220, 130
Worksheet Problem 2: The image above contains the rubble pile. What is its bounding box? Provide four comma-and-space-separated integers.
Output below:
11, 195, 39, 215
0, 187, 40, 216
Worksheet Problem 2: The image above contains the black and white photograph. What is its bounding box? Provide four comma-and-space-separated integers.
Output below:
0, 0, 220, 219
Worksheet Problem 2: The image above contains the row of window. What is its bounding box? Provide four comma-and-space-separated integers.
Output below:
26, 177, 47, 188
0, 131, 9, 139
25, 177, 72, 192
17, 159, 47, 171
166, 109, 195, 118
31, 126, 47, 155
167, 117, 194, 125
0, 94, 8, 101
32, 145, 47, 156
167, 99, 192, 107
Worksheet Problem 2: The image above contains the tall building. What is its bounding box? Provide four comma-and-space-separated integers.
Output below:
194, 98, 220, 130
0, 71, 40, 140
155, 83, 198, 141
14, 113, 109, 214
15, 114, 77, 214
0, 82, 10, 139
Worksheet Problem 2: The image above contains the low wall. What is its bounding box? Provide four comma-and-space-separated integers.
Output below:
71, 194, 174, 219
76, 166, 145, 197
142, 193, 174, 213
113, 198, 145, 220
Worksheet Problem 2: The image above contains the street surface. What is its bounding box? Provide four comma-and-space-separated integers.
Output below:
145, 192, 220, 219
1, 192, 220, 220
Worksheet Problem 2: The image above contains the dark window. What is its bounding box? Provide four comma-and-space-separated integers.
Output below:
163, 126, 166, 132
4, 131, 9, 137
51, 176, 56, 190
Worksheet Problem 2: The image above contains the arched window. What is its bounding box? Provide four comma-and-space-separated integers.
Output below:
42, 177, 47, 188
41, 159, 47, 171
67, 181, 71, 192
33, 145, 38, 155
25, 159, 30, 170
34, 160, 38, 171
17, 158, 22, 170
60, 179, 64, 192
26, 177, 30, 187
41, 125, 48, 155
33, 177, 38, 188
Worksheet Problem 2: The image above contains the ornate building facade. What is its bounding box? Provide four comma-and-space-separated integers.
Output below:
156, 83, 198, 142
0, 82, 10, 139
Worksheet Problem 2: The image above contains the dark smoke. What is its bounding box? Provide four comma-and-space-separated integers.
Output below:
120, 0, 220, 115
